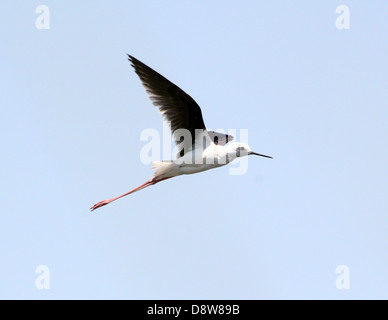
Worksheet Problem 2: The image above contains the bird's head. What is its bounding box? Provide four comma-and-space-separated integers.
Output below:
228, 143, 272, 160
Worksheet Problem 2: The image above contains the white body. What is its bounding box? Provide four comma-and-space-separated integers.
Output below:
153, 141, 243, 179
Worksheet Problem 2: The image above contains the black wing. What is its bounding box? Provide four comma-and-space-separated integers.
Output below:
128, 55, 206, 155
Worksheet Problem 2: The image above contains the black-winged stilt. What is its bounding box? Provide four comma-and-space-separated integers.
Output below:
90, 55, 272, 211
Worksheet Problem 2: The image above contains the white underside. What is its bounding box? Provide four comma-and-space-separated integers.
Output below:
152, 144, 234, 179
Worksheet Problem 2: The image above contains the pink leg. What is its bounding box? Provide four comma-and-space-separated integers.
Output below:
90, 176, 170, 212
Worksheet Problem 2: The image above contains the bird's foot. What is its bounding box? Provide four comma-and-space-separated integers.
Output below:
90, 200, 109, 212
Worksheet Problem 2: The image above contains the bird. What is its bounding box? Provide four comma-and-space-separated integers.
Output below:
90, 55, 272, 211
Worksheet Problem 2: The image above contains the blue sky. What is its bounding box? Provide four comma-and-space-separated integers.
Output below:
1, 1, 387, 299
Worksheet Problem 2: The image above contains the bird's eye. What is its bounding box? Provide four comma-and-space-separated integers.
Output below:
236, 146, 245, 157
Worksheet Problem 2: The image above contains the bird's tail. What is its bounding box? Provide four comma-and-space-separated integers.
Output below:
152, 160, 174, 178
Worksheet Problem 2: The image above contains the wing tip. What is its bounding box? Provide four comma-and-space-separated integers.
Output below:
127, 53, 136, 68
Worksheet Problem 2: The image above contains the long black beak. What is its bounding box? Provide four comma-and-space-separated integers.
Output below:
248, 151, 273, 159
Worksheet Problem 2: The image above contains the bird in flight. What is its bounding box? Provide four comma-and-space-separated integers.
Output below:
90, 55, 272, 211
